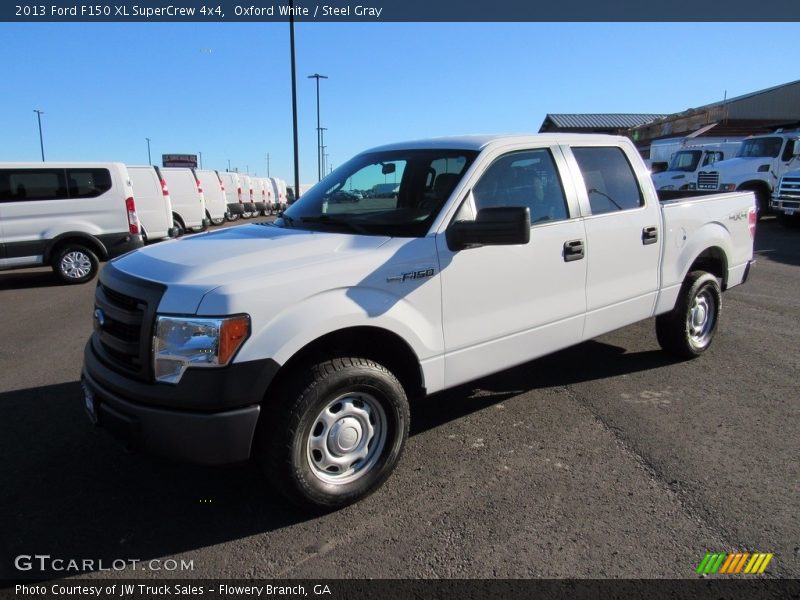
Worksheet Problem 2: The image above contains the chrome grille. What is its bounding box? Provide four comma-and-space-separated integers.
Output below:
697, 171, 720, 190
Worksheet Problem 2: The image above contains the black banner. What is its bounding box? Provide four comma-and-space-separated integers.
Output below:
3, 0, 800, 22
2, 579, 800, 600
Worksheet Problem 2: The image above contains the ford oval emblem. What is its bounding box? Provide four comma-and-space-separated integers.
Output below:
94, 308, 106, 328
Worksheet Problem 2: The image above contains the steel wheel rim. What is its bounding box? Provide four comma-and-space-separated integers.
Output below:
306, 392, 387, 485
688, 289, 715, 346
60, 251, 92, 279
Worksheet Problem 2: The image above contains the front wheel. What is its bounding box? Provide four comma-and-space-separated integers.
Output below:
656, 271, 721, 359
257, 357, 410, 511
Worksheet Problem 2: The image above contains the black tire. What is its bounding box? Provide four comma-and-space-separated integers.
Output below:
52, 244, 99, 284
208, 210, 225, 226
656, 271, 722, 359
257, 357, 410, 511
173, 215, 185, 236
225, 212, 241, 222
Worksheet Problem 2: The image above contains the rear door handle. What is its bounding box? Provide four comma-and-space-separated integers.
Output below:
642, 226, 658, 245
563, 239, 585, 262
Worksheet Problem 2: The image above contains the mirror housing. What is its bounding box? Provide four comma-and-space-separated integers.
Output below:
447, 206, 531, 251
381, 162, 396, 175
791, 139, 800, 157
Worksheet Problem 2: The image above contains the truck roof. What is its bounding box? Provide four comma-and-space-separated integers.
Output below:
365, 133, 630, 153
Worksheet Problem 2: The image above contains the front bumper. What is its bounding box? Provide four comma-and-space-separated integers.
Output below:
82, 340, 279, 465
97, 232, 144, 259
771, 197, 800, 214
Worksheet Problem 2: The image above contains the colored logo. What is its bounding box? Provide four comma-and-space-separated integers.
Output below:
696, 552, 773, 575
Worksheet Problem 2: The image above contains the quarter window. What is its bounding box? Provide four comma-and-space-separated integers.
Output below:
572, 147, 644, 215
471, 149, 568, 224
0, 168, 111, 201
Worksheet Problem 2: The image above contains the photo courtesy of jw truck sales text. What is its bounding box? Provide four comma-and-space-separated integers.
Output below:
82, 134, 756, 510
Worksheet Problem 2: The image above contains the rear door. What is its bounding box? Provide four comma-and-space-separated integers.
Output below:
564, 144, 662, 339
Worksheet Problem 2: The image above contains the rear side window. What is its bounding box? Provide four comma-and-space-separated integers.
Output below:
0, 169, 67, 201
66, 168, 112, 198
572, 147, 644, 215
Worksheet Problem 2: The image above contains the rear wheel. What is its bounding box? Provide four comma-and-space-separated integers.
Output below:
52, 244, 99, 284
257, 357, 410, 511
656, 271, 721, 359
225, 211, 240, 222
172, 214, 186, 236
208, 210, 225, 226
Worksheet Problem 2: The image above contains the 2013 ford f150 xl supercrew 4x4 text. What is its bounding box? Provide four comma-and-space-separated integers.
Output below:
81, 134, 756, 510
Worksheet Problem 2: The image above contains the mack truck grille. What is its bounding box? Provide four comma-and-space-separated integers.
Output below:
778, 175, 800, 198
91, 267, 165, 381
697, 171, 720, 190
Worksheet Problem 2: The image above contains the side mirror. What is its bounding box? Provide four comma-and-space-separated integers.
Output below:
791, 139, 800, 157
446, 206, 531, 251
381, 163, 396, 175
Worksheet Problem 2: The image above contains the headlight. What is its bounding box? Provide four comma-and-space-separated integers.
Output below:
153, 315, 250, 384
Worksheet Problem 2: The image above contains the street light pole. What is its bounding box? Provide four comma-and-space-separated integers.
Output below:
307, 73, 328, 181
266, 153, 271, 177
319, 127, 328, 177
289, 2, 300, 201
33, 109, 45, 161
198, 151, 203, 169
145, 137, 152, 165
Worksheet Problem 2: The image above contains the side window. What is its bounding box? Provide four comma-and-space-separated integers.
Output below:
0, 169, 67, 202
781, 140, 796, 162
65, 168, 112, 199
471, 149, 568, 224
703, 151, 723, 167
572, 147, 644, 215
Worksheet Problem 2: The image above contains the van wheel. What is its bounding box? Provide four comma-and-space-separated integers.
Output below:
656, 271, 721, 359
173, 216, 185, 236
225, 211, 240, 222
207, 210, 225, 226
257, 357, 410, 511
52, 244, 99, 284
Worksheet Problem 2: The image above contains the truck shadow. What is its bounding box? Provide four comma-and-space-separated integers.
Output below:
754, 218, 800, 268
0, 340, 677, 581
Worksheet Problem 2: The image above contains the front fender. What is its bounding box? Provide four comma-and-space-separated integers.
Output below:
234, 286, 444, 368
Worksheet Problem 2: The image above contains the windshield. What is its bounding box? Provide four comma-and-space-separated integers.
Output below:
737, 137, 783, 158
275, 149, 478, 237
667, 150, 702, 172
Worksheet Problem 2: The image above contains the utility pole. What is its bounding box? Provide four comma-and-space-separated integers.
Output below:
308, 73, 328, 181
198, 151, 203, 169
33, 109, 45, 161
319, 127, 328, 178
145, 137, 152, 165
266, 153, 270, 177
290, 2, 300, 200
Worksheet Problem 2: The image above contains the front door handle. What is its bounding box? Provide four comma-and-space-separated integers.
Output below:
563, 239, 585, 262
642, 226, 658, 245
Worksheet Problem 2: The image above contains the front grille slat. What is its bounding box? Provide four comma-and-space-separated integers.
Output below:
94, 282, 148, 378
697, 171, 719, 190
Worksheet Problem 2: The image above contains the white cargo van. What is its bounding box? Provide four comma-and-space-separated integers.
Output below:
260, 178, 275, 214
0, 162, 143, 283
238, 175, 256, 218
160, 168, 208, 234
127, 166, 179, 242
251, 177, 267, 216
219, 172, 243, 221
196, 170, 227, 226
269, 177, 288, 211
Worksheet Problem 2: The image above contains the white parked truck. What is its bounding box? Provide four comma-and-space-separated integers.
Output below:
771, 168, 800, 227
651, 141, 741, 191
695, 132, 800, 216
81, 134, 756, 510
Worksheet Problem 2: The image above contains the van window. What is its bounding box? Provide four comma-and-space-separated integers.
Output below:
572, 147, 644, 215
66, 168, 112, 198
471, 149, 568, 224
0, 169, 67, 202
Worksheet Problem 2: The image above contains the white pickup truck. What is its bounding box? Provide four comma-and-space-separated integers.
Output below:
82, 134, 756, 510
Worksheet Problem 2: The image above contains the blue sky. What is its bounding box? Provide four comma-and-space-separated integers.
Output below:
0, 22, 797, 184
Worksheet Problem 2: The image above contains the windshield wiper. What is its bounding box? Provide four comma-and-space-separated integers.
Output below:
300, 215, 370, 235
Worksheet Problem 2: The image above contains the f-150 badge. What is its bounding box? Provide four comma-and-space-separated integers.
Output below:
387, 268, 435, 283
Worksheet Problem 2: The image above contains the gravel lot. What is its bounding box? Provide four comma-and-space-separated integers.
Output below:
1, 217, 797, 580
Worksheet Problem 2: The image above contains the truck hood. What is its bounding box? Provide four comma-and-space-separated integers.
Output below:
110, 224, 391, 312
699, 156, 771, 177
652, 170, 692, 188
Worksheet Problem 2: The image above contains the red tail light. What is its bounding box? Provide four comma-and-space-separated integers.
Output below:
160, 179, 169, 197
195, 178, 203, 194
748, 206, 757, 239
237, 186, 242, 203
125, 197, 141, 235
